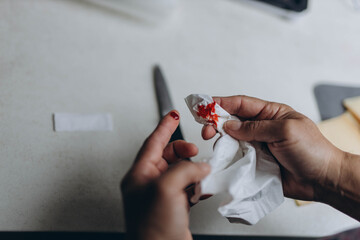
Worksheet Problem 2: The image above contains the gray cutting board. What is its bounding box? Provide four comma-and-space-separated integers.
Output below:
314, 84, 360, 121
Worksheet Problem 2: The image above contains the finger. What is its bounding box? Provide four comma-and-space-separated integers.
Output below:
158, 161, 210, 193
224, 119, 294, 143
162, 140, 198, 164
201, 125, 217, 140
136, 110, 180, 165
213, 95, 292, 120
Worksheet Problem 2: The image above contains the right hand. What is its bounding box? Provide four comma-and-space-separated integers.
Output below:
202, 95, 344, 201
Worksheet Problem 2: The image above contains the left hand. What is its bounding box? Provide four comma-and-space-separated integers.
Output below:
121, 111, 211, 240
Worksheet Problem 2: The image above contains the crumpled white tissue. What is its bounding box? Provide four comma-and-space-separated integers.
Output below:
185, 94, 284, 225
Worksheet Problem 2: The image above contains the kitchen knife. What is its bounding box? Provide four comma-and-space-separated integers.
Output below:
153, 65, 185, 143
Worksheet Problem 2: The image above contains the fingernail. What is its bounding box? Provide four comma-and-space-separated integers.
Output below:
224, 120, 241, 131
199, 194, 212, 200
197, 162, 211, 172
170, 111, 179, 120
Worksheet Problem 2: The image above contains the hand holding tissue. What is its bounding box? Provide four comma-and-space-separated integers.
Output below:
185, 94, 284, 225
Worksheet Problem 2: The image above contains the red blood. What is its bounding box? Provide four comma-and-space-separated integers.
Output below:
170, 111, 179, 120
196, 102, 219, 127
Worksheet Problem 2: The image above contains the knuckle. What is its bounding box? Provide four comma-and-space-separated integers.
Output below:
264, 102, 292, 119
279, 103, 293, 111
247, 121, 261, 141
264, 102, 277, 113
247, 120, 260, 133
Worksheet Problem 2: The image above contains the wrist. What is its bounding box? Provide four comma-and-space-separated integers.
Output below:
314, 148, 345, 203
325, 149, 345, 191
337, 152, 360, 202
315, 149, 360, 204
313, 151, 360, 220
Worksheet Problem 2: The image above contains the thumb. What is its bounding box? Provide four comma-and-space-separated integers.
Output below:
158, 161, 210, 192
224, 119, 287, 143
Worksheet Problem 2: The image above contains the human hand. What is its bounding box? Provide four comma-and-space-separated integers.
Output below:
121, 111, 211, 240
202, 95, 344, 201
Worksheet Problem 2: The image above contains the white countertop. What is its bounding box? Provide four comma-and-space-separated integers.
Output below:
0, 0, 359, 237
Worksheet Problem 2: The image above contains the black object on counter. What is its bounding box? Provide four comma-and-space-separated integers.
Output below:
255, 0, 308, 12
153, 65, 186, 143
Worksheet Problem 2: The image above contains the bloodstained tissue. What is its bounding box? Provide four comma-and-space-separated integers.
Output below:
197, 102, 219, 127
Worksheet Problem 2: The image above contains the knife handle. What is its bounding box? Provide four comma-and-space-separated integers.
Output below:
170, 125, 184, 143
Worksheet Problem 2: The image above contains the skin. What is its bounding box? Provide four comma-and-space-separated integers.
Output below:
121, 111, 210, 240
202, 96, 360, 220
202, 95, 341, 201
121, 95, 360, 240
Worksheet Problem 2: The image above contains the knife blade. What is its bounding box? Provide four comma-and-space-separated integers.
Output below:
153, 65, 185, 143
